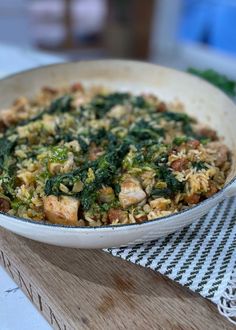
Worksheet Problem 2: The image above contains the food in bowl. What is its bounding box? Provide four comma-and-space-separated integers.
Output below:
0, 84, 231, 226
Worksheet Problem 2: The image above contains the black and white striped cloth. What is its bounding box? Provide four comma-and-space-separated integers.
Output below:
106, 197, 236, 324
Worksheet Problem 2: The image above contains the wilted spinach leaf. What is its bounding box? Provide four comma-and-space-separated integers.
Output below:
90, 93, 129, 119
45, 140, 130, 210
157, 166, 184, 194
129, 119, 165, 142
192, 161, 207, 171
0, 138, 16, 170
20, 95, 72, 125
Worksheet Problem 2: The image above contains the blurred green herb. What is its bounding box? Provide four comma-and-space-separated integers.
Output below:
188, 68, 236, 97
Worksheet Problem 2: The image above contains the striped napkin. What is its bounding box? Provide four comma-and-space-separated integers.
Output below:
106, 197, 236, 324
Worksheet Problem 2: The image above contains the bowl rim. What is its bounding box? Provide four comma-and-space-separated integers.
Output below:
0, 183, 233, 231
0, 59, 235, 231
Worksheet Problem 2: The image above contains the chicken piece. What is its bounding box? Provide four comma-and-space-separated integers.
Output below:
98, 187, 115, 203
13, 96, 28, 108
0, 97, 30, 127
43, 195, 80, 225
0, 109, 17, 127
0, 108, 27, 127
150, 198, 171, 211
206, 142, 229, 167
119, 176, 146, 209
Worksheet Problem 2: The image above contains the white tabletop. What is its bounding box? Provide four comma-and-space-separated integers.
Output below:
0, 44, 63, 330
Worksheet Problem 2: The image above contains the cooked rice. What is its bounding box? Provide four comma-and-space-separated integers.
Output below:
0, 84, 231, 226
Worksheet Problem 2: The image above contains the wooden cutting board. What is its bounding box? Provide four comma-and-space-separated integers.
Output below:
0, 227, 233, 330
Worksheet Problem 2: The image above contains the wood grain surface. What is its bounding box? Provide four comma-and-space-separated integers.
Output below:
0, 228, 233, 330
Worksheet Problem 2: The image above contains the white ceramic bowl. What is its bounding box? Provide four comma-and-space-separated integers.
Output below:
0, 60, 236, 249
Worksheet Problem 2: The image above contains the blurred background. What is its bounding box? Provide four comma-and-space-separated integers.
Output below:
0, 0, 236, 79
